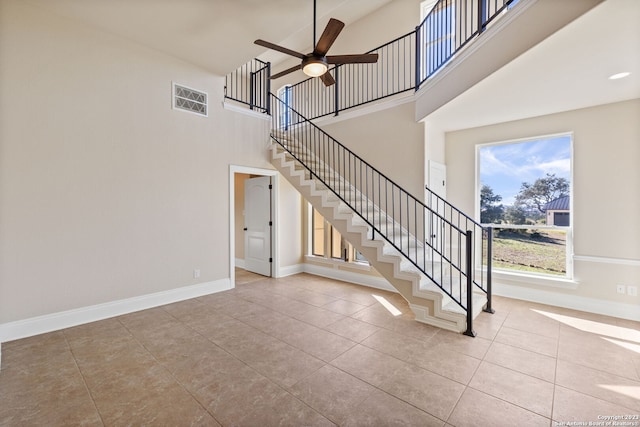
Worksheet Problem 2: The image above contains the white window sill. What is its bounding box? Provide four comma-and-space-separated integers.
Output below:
492, 269, 578, 290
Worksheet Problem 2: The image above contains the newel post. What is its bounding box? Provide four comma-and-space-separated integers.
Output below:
484, 226, 495, 314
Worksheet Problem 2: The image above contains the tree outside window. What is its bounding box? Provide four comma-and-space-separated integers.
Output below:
478, 134, 572, 277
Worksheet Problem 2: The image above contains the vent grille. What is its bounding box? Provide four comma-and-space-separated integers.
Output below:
173, 83, 208, 116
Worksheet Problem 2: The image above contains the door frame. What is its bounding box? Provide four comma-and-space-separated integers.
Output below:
427, 160, 447, 257
229, 165, 279, 288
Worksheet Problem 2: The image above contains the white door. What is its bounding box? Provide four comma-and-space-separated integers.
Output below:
427, 161, 447, 257
244, 176, 272, 276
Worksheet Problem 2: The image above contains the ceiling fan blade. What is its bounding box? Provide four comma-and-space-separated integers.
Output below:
327, 53, 379, 64
313, 18, 345, 57
254, 39, 306, 60
319, 71, 335, 87
270, 64, 303, 80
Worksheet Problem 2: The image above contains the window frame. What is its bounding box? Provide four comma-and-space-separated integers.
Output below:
419, 0, 456, 80
308, 205, 369, 265
277, 85, 292, 130
476, 132, 574, 279
311, 208, 326, 257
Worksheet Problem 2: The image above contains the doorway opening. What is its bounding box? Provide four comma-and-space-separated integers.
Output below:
229, 166, 279, 288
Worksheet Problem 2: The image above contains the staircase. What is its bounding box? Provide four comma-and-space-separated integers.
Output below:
223, 0, 608, 334
221, 0, 564, 334
269, 95, 491, 335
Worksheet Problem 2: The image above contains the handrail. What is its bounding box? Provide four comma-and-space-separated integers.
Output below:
270, 94, 492, 326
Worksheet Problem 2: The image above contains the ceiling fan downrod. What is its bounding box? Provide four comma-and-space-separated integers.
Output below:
313, 0, 317, 48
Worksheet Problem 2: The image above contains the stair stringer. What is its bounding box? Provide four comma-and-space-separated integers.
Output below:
271, 143, 483, 333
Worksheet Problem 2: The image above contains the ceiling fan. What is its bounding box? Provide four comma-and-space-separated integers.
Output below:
254, 0, 379, 86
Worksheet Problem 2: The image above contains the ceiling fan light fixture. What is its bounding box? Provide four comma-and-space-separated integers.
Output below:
303, 58, 328, 77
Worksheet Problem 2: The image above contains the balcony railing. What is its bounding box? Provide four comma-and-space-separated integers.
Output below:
224, 58, 270, 114
287, 31, 417, 122
417, 0, 516, 87
226, 1, 516, 119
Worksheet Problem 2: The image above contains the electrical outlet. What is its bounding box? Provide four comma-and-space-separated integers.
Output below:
616, 284, 626, 294
628, 286, 638, 297
194, 269, 201, 279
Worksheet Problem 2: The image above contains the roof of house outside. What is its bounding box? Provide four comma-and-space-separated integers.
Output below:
544, 195, 570, 211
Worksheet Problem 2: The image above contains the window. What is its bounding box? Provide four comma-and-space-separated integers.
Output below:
354, 249, 368, 263
277, 85, 292, 130
478, 134, 572, 277
310, 207, 368, 264
331, 226, 344, 259
312, 208, 325, 256
419, 0, 456, 80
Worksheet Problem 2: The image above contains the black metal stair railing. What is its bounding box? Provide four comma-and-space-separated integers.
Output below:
271, 94, 492, 336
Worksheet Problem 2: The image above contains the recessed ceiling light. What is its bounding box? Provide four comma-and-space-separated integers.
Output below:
609, 72, 631, 80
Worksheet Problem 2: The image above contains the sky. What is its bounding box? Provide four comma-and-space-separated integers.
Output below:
479, 135, 571, 206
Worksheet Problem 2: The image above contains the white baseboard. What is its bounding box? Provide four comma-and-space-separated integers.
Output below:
0, 279, 231, 344
278, 263, 306, 278
235, 258, 246, 269
303, 263, 397, 293
299, 264, 639, 322
494, 282, 640, 322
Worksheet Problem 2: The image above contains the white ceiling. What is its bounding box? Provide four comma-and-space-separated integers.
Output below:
426, 0, 640, 131
23, 0, 392, 76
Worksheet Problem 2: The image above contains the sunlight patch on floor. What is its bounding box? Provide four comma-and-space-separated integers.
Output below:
373, 295, 402, 316
600, 337, 640, 355
531, 309, 640, 343
598, 385, 640, 402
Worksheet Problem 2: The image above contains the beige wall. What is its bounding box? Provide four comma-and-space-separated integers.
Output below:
0, 0, 273, 323
321, 102, 425, 197
277, 176, 305, 270
445, 99, 640, 303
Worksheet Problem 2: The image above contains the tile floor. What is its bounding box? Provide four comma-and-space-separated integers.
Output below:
1, 271, 639, 426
